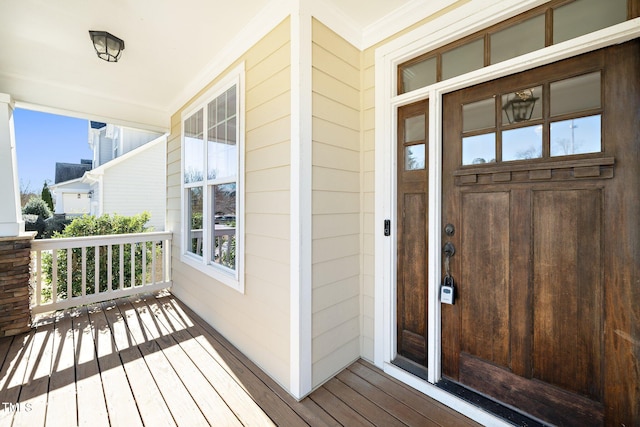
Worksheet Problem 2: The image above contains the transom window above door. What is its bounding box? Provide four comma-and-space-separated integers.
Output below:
461, 71, 601, 166
398, 0, 634, 94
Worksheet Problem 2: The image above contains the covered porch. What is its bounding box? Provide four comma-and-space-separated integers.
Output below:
0, 291, 478, 427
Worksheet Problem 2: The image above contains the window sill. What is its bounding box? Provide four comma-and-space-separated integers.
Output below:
180, 253, 244, 294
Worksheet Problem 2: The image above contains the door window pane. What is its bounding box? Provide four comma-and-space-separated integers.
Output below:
502, 125, 543, 161
400, 57, 437, 94
462, 133, 495, 165
554, 0, 627, 44
491, 15, 545, 64
188, 187, 203, 256
442, 39, 484, 80
405, 114, 425, 142
551, 115, 601, 156
502, 86, 542, 125
405, 144, 425, 170
211, 183, 236, 269
184, 109, 204, 183
550, 72, 600, 117
463, 98, 495, 132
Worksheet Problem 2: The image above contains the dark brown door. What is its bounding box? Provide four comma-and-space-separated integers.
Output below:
397, 100, 429, 367
441, 40, 640, 426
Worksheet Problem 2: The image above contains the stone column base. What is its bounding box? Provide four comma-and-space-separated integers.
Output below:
0, 233, 35, 337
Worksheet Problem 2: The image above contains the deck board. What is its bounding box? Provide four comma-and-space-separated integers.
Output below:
0, 291, 481, 427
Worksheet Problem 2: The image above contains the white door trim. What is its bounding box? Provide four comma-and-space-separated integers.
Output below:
373, 0, 640, 421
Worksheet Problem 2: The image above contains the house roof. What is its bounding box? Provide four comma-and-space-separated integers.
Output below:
0, 0, 426, 132
54, 162, 92, 184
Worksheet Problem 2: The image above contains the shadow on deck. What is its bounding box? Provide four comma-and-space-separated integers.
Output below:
0, 292, 479, 426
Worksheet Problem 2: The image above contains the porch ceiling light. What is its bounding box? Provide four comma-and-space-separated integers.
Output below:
89, 31, 125, 62
503, 89, 538, 124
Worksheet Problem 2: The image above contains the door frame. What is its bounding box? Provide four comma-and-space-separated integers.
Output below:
373, 1, 640, 423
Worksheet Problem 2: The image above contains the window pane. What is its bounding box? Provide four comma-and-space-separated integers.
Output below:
554, 0, 627, 44
188, 187, 203, 256
442, 39, 484, 80
400, 57, 437, 94
502, 125, 543, 161
462, 133, 495, 165
211, 183, 236, 270
551, 115, 601, 156
184, 110, 204, 183
550, 72, 600, 117
405, 114, 425, 142
463, 98, 495, 132
208, 86, 238, 181
502, 86, 542, 125
406, 144, 425, 170
491, 15, 545, 64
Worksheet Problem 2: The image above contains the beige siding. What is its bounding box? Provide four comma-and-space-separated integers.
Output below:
361, 46, 376, 362
101, 140, 166, 231
167, 18, 292, 388
311, 19, 362, 387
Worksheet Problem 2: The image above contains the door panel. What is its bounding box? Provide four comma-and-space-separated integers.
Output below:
532, 189, 603, 399
441, 40, 640, 425
460, 191, 510, 366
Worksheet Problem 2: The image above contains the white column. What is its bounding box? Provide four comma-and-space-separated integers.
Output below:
0, 94, 24, 237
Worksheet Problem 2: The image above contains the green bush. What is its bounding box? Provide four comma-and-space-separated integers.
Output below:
43, 215, 72, 239
23, 196, 52, 219
42, 212, 153, 301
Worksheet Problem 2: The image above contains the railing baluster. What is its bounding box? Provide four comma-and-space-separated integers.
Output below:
94, 245, 100, 294
35, 250, 42, 306
119, 243, 124, 290
52, 250, 58, 304
142, 242, 147, 287
151, 241, 157, 285
82, 247, 87, 297
107, 244, 113, 292
67, 248, 72, 300
130, 243, 135, 287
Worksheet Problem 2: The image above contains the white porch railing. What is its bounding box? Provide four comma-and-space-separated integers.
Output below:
30, 231, 172, 314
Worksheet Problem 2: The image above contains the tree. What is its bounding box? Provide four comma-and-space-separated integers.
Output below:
22, 196, 52, 219
20, 180, 37, 207
41, 181, 54, 212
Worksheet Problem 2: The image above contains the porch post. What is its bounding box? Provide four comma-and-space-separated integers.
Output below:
0, 93, 24, 237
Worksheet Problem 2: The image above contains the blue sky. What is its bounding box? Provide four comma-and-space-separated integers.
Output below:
14, 108, 92, 193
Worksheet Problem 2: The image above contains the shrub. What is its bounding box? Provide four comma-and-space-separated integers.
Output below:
22, 196, 52, 219
42, 212, 153, 301
23, 214, 45, 238
43, 215, 72, 239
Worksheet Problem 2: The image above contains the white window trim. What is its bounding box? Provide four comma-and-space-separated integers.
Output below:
374, 0, 640, 423
180, 63, 245, 293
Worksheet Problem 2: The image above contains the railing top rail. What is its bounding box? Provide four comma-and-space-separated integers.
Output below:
31, 231, 173, 251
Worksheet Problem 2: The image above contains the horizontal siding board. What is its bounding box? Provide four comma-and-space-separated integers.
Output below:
312, 19, 360, 66
245, 213, 290, 240
313, 317, 360, 361
312, 255, 359, 289
312, 94, 359, 131
313, 296, 360, 338
245, 191, 290, 214
245, 166, 290, 192
311, 44, 359, 90
313, 142, 359, 171
312, 192, 359, 215
246, 116, 290, 152
312, 117, 360, 151
312, 276, 360, 313
313, 234, 359, 264
246, 91, 291, 132
247, 66, 290, 110
246, 141, 290, 172
313, 213, 360, 240
312, 167, 359, 192
312, 338, 360, 388
312, 68, 359, 111
247, 42, 290, 89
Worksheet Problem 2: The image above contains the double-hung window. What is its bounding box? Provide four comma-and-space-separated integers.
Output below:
181, 67, 243, 292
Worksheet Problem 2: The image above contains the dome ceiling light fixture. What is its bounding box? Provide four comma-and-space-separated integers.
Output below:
89, 30, 125, 62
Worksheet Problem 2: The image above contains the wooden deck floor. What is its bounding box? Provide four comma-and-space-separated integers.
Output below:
0, 292, 480, 427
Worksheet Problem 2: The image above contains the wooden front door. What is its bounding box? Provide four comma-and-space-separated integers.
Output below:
441, 40, 639, 426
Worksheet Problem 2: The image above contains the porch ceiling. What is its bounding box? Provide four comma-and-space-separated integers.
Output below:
0, 0, 413, 132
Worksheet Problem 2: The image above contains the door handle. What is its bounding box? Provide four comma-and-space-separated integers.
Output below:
443, 242, 455, 257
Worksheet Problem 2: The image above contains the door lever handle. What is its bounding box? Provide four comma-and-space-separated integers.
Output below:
443, 242, 455, 257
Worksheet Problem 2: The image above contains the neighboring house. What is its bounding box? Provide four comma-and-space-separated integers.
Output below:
51, 122, 165, 229
49, 159, 93, 215
83, 134, 166, 231
1, 1, 639, 425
